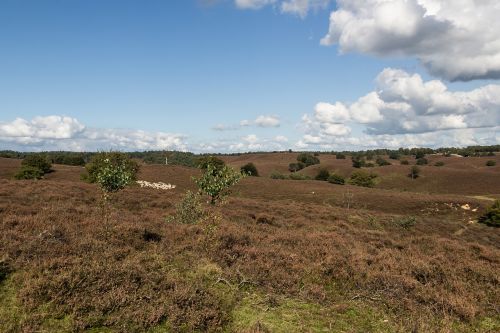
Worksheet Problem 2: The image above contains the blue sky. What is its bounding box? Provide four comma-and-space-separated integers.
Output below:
0, 0, 499, 152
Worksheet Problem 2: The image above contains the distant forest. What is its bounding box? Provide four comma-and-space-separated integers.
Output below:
0, 145, 498, 168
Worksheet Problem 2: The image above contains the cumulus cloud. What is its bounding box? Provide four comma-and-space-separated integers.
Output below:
298, 68, 500, 149
235, 0, 330, 17
212, 115, 280, 131
0, 115, 187, 151
321, 0, 500, 81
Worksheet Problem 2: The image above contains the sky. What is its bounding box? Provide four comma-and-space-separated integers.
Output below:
0, 0, 499, 152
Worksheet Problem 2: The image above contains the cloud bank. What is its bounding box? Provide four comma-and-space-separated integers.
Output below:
321, 0, 500, 81
235, 0, 330, 17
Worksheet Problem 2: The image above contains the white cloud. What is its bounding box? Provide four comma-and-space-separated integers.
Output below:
212, 115, 280, 131
235, 0, 330, 17
298, 68, 500, 149
254, 115, 280, 127
0, 115, 187, 151
321, 0, 500, 81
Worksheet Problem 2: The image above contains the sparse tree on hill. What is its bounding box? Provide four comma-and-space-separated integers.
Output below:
194, 163, 244, 205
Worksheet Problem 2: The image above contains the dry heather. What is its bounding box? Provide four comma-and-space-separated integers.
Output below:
0, 157, 499, 332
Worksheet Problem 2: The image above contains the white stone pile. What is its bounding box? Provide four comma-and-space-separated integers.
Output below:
136, 180, 176, 190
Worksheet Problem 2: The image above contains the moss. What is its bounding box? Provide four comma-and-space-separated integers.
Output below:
231, 293, 395, 332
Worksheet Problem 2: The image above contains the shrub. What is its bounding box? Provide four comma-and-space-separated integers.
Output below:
270, 171, 286, 179
296, 152, 320, 167
96, 158, 134, 194
365, 162, 375, 168
388, 152, 400, 160
487, 151, 495, 156
167, 190, 206, 224
197, 156, 225, 170
478, 200, 500, 227
240, 162, 259, 176
416, 157, 428, 165
376, 157, 390, 166
408, 166, 420, 179
348, 171, 377, 188
315, 168, 330, 181
336, 153, 346, 159
21, 154, 52, 174
166, 151, 197, 167
328, 173, 345, 185
434, 161, 445, 167
194, 164, 244, 205
14, 166, 44, 180
415, 150, 426, 159
352, 156, 365, 168
393, 216, 417, 229
288, 162, 305, 172
83, 151, 139, 183
400, 160, 410, 165
289, 173, 311, 180
486, 160, 496, 167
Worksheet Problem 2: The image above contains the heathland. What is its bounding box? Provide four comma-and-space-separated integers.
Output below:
0, 150, 499, 332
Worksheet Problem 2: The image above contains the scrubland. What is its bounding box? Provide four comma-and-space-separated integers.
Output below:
1, 153, 499, 332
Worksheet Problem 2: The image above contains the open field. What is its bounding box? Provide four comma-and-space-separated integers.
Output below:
1, 154, 499, 332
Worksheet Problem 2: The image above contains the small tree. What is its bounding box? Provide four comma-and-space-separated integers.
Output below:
297, 153, 320, 166
194, 164, 244, 205
328, 173, 345, 185
197, 156, 225, 171
240, 163, 259, 176
478, 200, 500, 227
288, 162, 305, 172
409, 166, 420, 179
83, 151, 139, 183
96, 158, 134, 199
315, 168, 330, 181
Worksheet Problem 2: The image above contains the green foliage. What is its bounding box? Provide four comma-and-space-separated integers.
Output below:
288, 173, 311, 180
328, 173, 345, 185
194, 164, 244, 205
314, 168, 330, 181
83, 152, 139, 184
408, 166, 420, 179
416, 157, 428, 165
288, 162, 305, 172
486, 160, 496, 167
352, 156, 365, 168
415, 150, 426, 159
197, 156, 225, 171
478, 200, 500, 227
21, 154, 52, 174
48, 152, 86, 166
270, 171, 287, 179
336, 153, 346, 159
96, 158, 134, 194
348, 171, 377, 188
388, 152, 400, 160
167, 190, 206, 224
166, 151, 197, 167
296, 153, 320, 167
400, 160, 409, 165
240, 163, 259, 176
376, 157, 390, 166
14, 166, 44, 180
434, 161, 445, 167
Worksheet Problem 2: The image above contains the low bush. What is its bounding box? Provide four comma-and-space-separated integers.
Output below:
348, 171, 377, 188
388, 152, 400, 160
376, 157, 390, 166
351, 156, 365, 168
486, 160, 496, 166
434, 161, 445, 167
21, 154, 52, 174
336, 153, 346, 159
289, 173, 311, 180
393, 216, 417, 229
297, 153, 320, 167
478, 200, 500, 227
241, 163, 259, 176
288, 162, 305, 172
270, 171, 286, 179
14, 166, 44, 180
400, 160, 409, 165
167, 190, 206, 224
314, 168, 330, 181
408, 166, 421, 179
328, 173, 345, 185
416, 157, 428, 165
